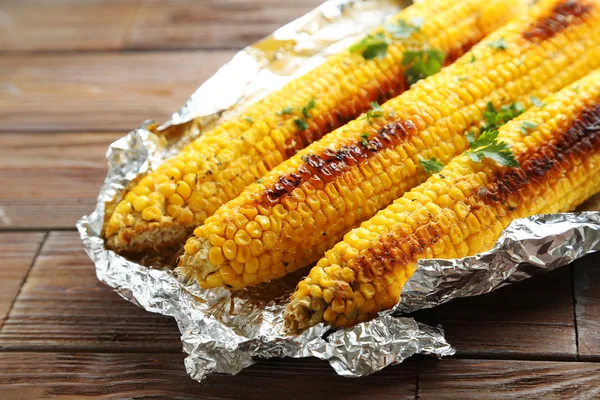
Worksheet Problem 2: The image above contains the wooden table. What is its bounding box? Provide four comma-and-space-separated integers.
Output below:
0, 1, 599, 398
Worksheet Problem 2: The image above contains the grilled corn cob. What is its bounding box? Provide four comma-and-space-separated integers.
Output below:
285, 70, 600, 332
179, 0, 600, 290
103, 0, 521, 253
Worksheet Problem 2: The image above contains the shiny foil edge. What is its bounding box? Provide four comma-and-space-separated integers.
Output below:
76, 0, 600, 384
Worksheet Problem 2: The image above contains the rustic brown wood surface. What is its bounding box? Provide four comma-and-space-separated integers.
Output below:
0, 0, 598, 398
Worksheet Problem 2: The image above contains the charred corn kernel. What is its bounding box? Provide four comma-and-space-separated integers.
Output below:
106, 0, 520, 254
179, 0, 600, 291
285, 70, 600, 332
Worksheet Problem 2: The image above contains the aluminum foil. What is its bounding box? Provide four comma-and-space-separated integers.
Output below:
78, 0, 600, 383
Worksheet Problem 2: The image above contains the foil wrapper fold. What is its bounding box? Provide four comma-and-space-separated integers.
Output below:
78, 0, 600, 383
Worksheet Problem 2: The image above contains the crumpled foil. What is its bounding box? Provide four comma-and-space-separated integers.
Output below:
78, 0, 600, 383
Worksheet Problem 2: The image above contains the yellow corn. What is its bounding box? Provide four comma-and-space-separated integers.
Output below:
103, 0, 521, 253
285, 70, 600, 332
178, 0, 600, 290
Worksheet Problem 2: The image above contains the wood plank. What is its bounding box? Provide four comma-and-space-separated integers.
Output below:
412, 267, 577, 360
0, 353, 417, 399
126, 0, 324, 50
0, 232, 182, 352
0, 232, 45, 329
0, 0, 141, 52
574, 252, 600, 360
0, 132, 118, 229
0, 51, 234, 132
418, 359, 600, 399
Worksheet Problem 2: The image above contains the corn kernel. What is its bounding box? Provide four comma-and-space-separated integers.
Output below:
141, 206, 162, 221
208, 247, 226, 265
234, 230, 251, 246
169, 193, 184, 206
223, 240, 237, 260
176, 181, 192, 200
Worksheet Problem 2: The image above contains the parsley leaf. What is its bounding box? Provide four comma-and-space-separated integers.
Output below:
365, 101, 385, 125
419, 157, 444, 175
350, 33, 389, 60
466, 129, 519, 167
384, 17, 423, 39
402, 48, 446, 85
469, 54, 476, 63
361, 133, 370, 148
245, 117, 254, 124
256, 178, 263, 184
277, 106, 294, 116
294, 118, 309, 131
302, 98, 317, 119
483, 101, 525, 131
488, 37, 508, 50
530, 95, 545, 107
519, 120, 538, 135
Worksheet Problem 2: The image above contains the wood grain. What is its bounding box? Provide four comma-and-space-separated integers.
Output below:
412, 267, 577, 360
418, 359, 600, 399
0, 353, 417, 399
0, 232, 45, 329
126, 0, 324, 50
574, 253, 600, 360
0, 132, 118, 229
0, 0, 142, 52
0, 51, 234, 132
0, 232, 182, 352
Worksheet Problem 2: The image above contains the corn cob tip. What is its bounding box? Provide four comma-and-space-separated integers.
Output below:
285, 297, 324, 334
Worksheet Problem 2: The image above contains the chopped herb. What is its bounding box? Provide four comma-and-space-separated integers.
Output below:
517, 55, 526, 66
302, 98, 317, 119
488, 37, 508, 50
419, 157, 444, 175
256, 178, 263, 184
350, 32, 389, 60
365, 101, 385, 125
530, 95, 545, 107
384, 17, 423, 39
361, 133, 370, 148
294, 118, 309, 131
245, 117, 254, 124
469, 54, 476, 63
277, 106, 294, 115
483, 101, 525, 131
466, 129, 519, 167
402, 48, 446, 85
519, 120, 538, 135
571, 85, 580, 93
457, 76, 468, 81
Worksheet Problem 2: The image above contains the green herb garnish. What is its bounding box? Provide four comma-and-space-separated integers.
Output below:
402, 48, 446, 85
294, 118, 309, 131
245, 117, 254, 124
483, 101, 525, 131
302, 98, 317, 119
365, 101, 385, 125
530, 95, 545, 108
488, 37, 508, 50
361, 133, 370, 148
469, 54, 476, 63
466, 129, 519, 167
256, 178, 263, 184
384, 16, 423, 39
277, 106, 294, 115
419, 157, 444, 175
350, 33, 390, 60
519, 121, 538, 135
